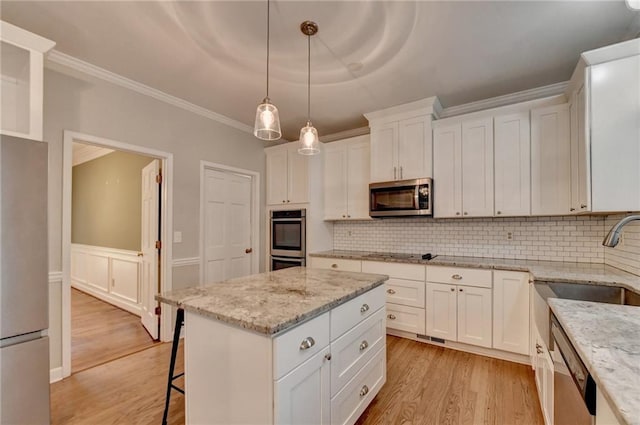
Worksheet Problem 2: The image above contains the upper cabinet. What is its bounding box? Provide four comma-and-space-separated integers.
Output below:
566, 39, 640, 213
531, 103, 571, 216
0, 21, 55, 142
265, 142, 311, 205
365, 97, 442, 183
324, 135, 370, 220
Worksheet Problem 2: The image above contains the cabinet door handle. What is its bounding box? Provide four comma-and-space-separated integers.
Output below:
400, 166, 403, 179
245, 248, 252, 254
359, 340, 369, 351
580, 204, 587, 209
299, 337, 315, 351
452, 274, 462, 280
360, 303, 370, 313
360, 385, 369, 397
393, 166, 397, 180
331, 263, 338, 268
570, 208, 576, 212
387, 314, 396, 320
387, 288, 396, 294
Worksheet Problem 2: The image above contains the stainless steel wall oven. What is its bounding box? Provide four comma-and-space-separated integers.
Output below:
270, 209, 306, 270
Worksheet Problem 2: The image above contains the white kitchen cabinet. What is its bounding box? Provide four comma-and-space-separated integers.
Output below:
531, 103, 571, 215
365, 97, 441, 183
275, 348, 331, 425
425, 282, 458, 341
310, 257, 362, 272
494, 113, 531, 217
533, 329, 554, 425
266, 143, 310, 205
456, 285, 492, 348
492, 271, 530, 355
324, 136, 370, 220
0, 21, 55, 141
433, 118, 493, 218
569, 85, 590, 214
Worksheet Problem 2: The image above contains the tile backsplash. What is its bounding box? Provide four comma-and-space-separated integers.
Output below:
604, 214, 640, 276
334, 216, 608, 263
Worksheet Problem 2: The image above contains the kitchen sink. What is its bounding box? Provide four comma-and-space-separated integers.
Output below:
535, 281, 640, 306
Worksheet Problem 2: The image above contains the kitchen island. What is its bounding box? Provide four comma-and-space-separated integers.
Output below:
157, 267, 389, 425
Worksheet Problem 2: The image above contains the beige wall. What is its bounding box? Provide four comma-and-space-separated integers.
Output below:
72, 150, 154, 251
45, 65, 267, 371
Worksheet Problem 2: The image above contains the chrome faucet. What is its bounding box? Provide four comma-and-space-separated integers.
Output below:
602, 215, 640, 247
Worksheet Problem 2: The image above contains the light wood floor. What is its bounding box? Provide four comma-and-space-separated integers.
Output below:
53, 334, 542, 425
72, 288, 158, 373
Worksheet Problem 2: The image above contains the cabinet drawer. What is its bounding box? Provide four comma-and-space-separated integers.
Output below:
330, 307, 385, 397
385, 303, 426, 334
362, 261, 425, 281
273, 312, 330, 380
385, 278, 425, 308
311, 257, 362, 272
331, 285, 385, 341
427, 266, 492, 288
331, 346, 386, 425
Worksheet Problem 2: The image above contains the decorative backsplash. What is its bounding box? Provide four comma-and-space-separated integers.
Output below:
604, 214, 640, 276
334, 215, 608, 263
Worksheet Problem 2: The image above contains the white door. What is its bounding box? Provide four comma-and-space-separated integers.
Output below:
203, 169, 253, 285
398, 115, 431, 180
140, 160, 160, 339
323, 143, 348, 220
457, 285, 492, 348
346, 138, 370, 219
461, 118, 494, 217
433, 124, 462, 218
369, 122, 398, 183
425, 282, 457, 341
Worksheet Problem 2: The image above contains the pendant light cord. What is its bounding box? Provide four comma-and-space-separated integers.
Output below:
307, 33, 311, 121
266, 0, 270, 98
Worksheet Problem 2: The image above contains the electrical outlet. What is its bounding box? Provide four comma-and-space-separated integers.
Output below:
348, 230, 353, 237
174, 231, 182, 243
506, 230, 514, 241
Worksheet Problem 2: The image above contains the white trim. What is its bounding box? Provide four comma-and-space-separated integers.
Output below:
71, 243, 140, 259
0, 21, 56, 53
47, 50, 253, 135
62, 130, 174, 379
320, 127, 370, 143
50, 367, 63, 384
48, 271, 63, 284
173, 257, 201, 268
438, 81, 569, 119
200, 161, 260, 286
72, 143, 114, 166
364, 96, 442, 123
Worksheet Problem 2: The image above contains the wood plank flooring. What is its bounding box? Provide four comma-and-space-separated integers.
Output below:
72, 288, 158, 373
53, 334, 542, 424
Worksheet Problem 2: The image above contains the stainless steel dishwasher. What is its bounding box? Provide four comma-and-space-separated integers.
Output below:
551, 314, 596, 425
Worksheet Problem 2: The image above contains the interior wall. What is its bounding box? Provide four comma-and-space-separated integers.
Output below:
44, 64, 267, 371
72, 150, 153, 251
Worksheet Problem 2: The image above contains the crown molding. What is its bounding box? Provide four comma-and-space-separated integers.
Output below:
439, 81, 569, 119
320, 126, 370, 143
46, 49, 254, 134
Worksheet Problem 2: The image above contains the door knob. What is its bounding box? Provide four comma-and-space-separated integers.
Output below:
137, 252, 144, 257
245, 248, 253, 254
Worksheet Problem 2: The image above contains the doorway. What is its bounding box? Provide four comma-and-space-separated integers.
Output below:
62, 131, 174, 379
200, 161, 260, 285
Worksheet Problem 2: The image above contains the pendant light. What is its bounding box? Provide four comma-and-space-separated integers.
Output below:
298, 21, 320, 155
254, 0, 281, 141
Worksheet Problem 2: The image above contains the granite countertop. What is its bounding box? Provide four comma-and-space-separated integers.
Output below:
549, 299, 640, 425
156, 267, 388, 336
310, 250, 640, 294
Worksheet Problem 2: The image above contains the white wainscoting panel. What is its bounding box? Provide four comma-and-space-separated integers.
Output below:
71, 244, 142, 316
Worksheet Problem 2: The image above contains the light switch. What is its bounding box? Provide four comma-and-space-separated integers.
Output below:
174, 231, 182, 243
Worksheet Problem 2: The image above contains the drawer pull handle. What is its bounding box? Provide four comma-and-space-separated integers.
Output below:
452, 274, 462, 280
331, 263, 338, 268
360, 385, 369, 397
359, 340, 369, 351
360, 304, 370, 313
387, 288, 396, 295
299, 337, 315, 351
387, 314, 396, 320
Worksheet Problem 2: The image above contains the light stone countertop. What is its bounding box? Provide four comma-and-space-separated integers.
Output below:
549, 299, 640, 425
310, 250, 640, 294
156, 267, 388, 336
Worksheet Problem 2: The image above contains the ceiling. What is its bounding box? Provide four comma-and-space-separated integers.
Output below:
2, 1, 638, 141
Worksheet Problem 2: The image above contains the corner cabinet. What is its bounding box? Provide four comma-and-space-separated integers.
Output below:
365, 97, 441, 183
266, 142, 311, 205
0, 21, 55, 141
324, 136, 370, 220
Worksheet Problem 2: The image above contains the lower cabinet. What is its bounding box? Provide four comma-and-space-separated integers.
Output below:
533, 329, 554, 425
385, 303, 426, 334
493, 271, 531, 355
310, 257, 362, 272
425, 282, 492, 348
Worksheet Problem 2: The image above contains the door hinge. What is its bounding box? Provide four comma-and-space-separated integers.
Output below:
155, 240, 162, 249
156, 173, 162, 184
155, 306, 161, 316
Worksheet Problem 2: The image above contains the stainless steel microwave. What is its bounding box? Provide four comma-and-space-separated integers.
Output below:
369, 178, 432, 217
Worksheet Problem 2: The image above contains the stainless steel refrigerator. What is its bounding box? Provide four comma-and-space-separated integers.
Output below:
0, 135, 50, 424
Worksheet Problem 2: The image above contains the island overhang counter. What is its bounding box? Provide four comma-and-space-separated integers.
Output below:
157, 266, 389, 425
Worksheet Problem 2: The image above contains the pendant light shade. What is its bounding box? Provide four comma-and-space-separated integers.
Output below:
298, 21, 320, 155
254, 0, 281, 141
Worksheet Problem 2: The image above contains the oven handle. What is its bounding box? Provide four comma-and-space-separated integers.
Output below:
271, 256, 305, 263
271, 218, 304, 223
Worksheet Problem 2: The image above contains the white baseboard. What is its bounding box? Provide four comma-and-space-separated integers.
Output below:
50, 367, 63, 383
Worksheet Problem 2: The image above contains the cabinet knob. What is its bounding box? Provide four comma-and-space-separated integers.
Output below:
287, 200, 290, 203
459, 288, 463, 292
324, 353, 332, 361
387, 314, 396, 320
496, 211, 502, 215
580, 204, 587, 209
360, 385, 369, 397
282, 200, 285, 203
456, 212, 461, 216
245, 248, 252, 254
452, 274, 462, 280
463, 212, 468, 216
570, 208, 576, 212
347, 215, 351, 218
359, 340, 369, 351
387, 288, 396, 295
450, 288, 455, 292
299, 337, 316, 351
360, 303, 370, 313
342, 215, 346, 218
331, 263, 338, 269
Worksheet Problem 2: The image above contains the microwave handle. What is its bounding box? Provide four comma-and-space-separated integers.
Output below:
414, 185, 420, 209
